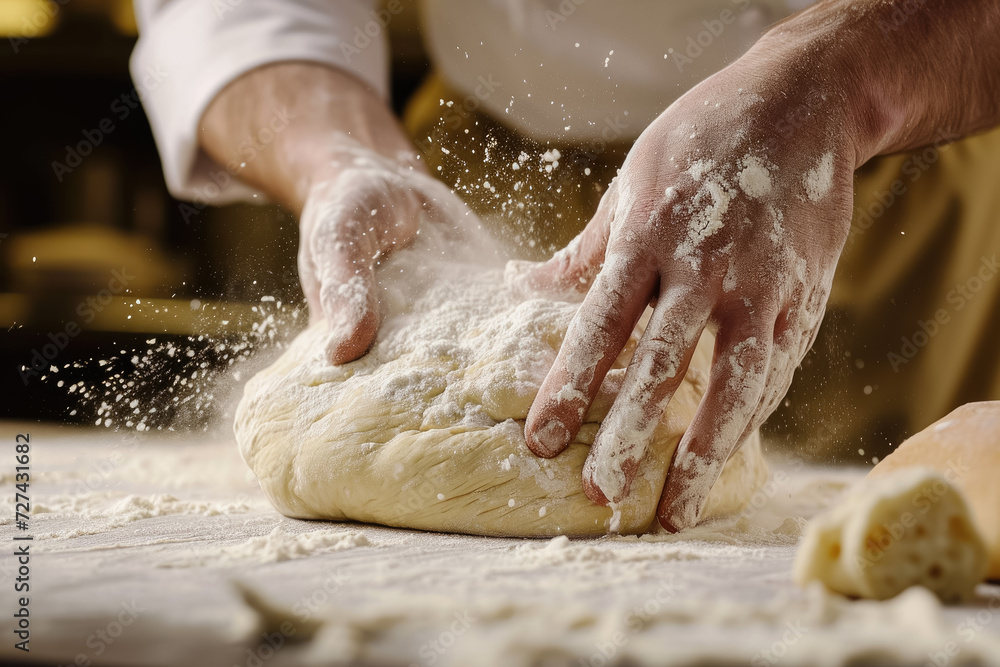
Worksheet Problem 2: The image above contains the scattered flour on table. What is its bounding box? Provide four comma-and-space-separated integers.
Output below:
32, 493, 253, 541
15, 433, 1000, 667
34, 493, 250, 519
509, 535, 704, 568
160, 526, 371, 568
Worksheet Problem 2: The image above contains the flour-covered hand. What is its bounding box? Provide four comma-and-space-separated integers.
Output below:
299, 140, 475, 364
199, 63, 477, 366
522, 52, 858, 531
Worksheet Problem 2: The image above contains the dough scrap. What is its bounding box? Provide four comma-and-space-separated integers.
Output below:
867, 401, 1000, 580
794, 468, 988, 602
234, 234, 768, 537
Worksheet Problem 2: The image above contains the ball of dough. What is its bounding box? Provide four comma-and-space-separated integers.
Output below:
234, 239, 768, 537
794, 468, 988, 602
868, 401, 1000, 580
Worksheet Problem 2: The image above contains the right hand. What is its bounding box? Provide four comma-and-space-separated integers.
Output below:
519, 48, 859, 531
298, 138, 475, 364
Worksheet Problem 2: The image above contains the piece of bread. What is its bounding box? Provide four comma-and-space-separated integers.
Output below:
794, 468, 988, 601
868, 401, 1000, 580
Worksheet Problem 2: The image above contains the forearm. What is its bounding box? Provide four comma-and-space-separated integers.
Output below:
754, 0, 1000, 168
199, 62, 418, 213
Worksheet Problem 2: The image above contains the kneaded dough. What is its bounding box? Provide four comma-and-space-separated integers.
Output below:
868, 401, 1000, 580
794, 468, 988, 602
234, 234, 768, 537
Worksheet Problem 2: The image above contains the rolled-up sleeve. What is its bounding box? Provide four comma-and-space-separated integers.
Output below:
130, 0, 389, 204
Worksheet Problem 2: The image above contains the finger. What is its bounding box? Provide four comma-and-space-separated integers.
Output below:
525, 250, 657, 458
757, 312, 804, 423
657, 322, 774, 532
297, 244, 323, 324
581, 287, 711, 506
313, 215, 381, 365
513, 185, 617, 296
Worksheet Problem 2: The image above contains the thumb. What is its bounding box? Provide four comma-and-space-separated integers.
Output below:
512, 184, 616, 297
321, 263, 379, 365
310, 215, 381, 366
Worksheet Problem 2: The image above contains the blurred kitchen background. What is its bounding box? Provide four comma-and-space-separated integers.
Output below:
0, 0, 428, 426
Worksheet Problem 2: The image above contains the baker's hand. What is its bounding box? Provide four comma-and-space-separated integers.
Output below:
522, 56, 858, 531
200, 63, 476, 365
299, 139, 473, 364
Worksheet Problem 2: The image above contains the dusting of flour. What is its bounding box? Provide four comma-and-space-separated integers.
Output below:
803, 151, 835, 202
161, 526, 370, 568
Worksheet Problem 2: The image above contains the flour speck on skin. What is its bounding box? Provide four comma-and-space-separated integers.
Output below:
769, 206, 785, 244
737, 156, 774, 200
672, 159, 738, 269
723, 260, 740, 293
803, 152, 835, 202
687, 160, 715, 182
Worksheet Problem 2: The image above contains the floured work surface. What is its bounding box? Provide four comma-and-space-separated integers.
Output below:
3, 425, 1000, 667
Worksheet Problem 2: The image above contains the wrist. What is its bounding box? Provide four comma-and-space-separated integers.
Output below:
753, 0, 1000, 168
201, 63, 420, 214
746, 18, 881, 171
276, 127, 422, 215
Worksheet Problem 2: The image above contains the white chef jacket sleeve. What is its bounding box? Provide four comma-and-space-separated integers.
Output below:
130, 0, 389, 205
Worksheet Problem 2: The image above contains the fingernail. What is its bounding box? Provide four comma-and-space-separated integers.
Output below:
588, 445, 627, 505
530, 420, 569, 456
325, 308, 376, 365
657, 513, 683, 534
581, 457, 609, 505
659, 489, 702, 533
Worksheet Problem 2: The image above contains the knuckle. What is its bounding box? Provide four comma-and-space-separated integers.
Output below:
574, 305, 621, 341
636, 335, 686, 382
